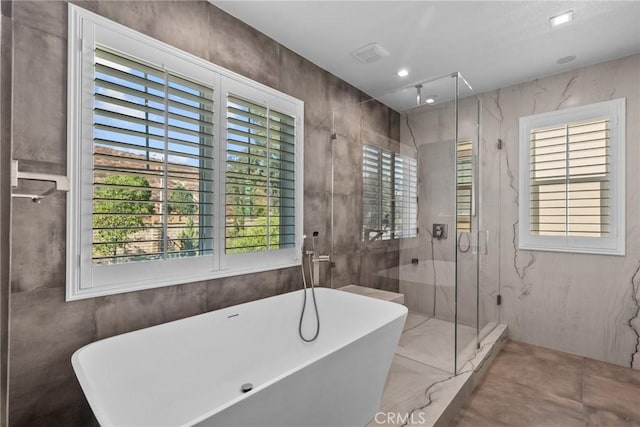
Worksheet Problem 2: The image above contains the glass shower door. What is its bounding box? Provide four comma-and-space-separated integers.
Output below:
454, 82, 481, 374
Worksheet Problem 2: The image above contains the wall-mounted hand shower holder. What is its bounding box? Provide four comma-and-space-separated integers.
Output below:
309, 231, 331, 286
312, 255, 331, 286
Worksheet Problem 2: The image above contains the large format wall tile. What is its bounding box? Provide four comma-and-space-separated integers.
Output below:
489, 55, 640, 368
11, 183, 66, 293
9, 288, 97, 426
12, 23, 67, 165
12, 1, 67, 39
205, 268, 289, 312
94, 281, 208, 339
98, 1, 213, 64
208, 4, 281, 88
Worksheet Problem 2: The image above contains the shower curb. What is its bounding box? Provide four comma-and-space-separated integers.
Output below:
430, 324, 508, 427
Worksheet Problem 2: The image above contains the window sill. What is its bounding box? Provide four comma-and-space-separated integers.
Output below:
518, 242, 625, 257
66, 259, 301, 301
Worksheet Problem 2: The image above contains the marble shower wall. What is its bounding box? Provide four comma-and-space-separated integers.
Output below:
398, 97, 490, 331
3, 1, 400, 425
401, 54, 640, 370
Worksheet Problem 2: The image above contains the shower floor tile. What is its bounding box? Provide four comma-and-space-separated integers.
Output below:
402, 312, 430, 332
370, 354, 451, 427
396, 316, 477, 373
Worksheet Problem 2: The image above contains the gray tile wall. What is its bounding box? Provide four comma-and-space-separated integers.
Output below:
1, 3, 13, 426
4, 1, 400, 425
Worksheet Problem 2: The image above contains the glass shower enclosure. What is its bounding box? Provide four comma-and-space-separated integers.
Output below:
331, 72, 498, 375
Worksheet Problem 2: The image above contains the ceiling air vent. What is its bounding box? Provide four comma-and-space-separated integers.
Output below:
351, 43, 390, 64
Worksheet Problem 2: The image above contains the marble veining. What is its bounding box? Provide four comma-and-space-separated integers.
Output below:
629, 262, 640, 369
402, 313, 430, 333
500, 123, 537, 287
399, 372, 457, 427
511, 221, 536, 284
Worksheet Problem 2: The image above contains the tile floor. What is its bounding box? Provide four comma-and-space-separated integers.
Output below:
453, 340, 640, 426
397, 314, 478, 373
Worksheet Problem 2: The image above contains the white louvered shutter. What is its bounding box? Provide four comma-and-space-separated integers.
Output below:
225, 95, 296, 253
529, 118, 609, 237
92, 47, 215, 264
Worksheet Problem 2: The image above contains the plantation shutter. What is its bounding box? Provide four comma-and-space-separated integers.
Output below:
380, 149, 394, 239
529, 118, 610, 237
362, 144, 417, 240
225, 94, 296, 253
456, 140, 473, 232
363, 145, 383, 240
362, 145, 393, 240
92, 46, 215, 265
393, 153, 418, 238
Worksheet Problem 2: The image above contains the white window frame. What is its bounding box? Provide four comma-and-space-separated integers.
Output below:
518, 99, 625, 256
67, 5, 304, 300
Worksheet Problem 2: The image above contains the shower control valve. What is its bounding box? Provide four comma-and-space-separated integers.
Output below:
433, 224, 448, 240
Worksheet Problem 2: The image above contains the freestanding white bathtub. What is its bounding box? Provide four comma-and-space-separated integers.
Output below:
72, 287, 407, 426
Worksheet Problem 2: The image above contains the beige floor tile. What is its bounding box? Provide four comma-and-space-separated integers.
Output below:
457, 378, 585, 427
585, 405, 640, 427
454, 406, 510, 427
454, 340, 640, 427
583, 358, 640, 423
481, 342, 584, 402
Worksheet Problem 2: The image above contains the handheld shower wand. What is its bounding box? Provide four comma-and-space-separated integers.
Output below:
299, 234, 320, 342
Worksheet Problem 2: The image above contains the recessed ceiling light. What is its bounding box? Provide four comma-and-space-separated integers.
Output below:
397, 69, 409, 77
557, 55, 576, 65
425, 96, 436, 104
550, 11, 573, 27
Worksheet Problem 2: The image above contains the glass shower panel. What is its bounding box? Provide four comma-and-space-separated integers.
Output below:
455, 87, 482, 373
397, 75, 462, 374
478, 102, 502, 345
330, 72, 496, 376
329, 110, 405, 294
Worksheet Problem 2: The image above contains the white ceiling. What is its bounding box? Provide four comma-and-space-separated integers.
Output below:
211, 1, 640, 112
